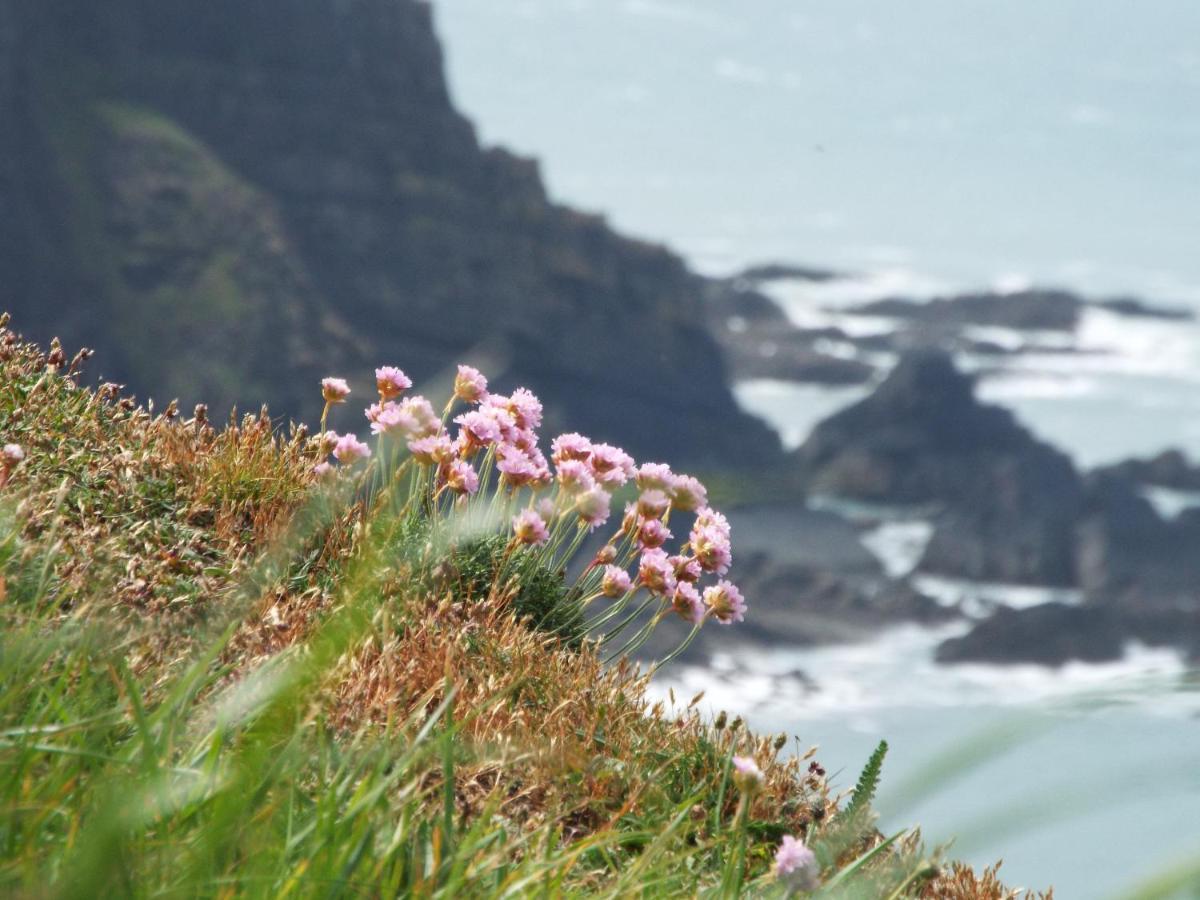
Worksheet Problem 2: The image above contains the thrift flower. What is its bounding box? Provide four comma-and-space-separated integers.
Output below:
575, 486, 612, 530
593, 544, 617, 566
636, 517, 671, 550
444, 458, 479, 495
535, 497, 557, 522
635, 462, 674, 492
512, 508, 550, 546
637, 488, 671, 519
556, 459, 595, 495
312, 461, 335, 478
731, 755, 764, 795
396, 396, 440, 439
454, 365, 488, 403
671, 582, 705, 624
704, 580, 746, 625
506, 387, 543, 430
670, 474, 708, 512
498, 444, 545, 488
550, 433, 592, 465
456, 408, 507, 450
669, 554, 702, 584
321, 377, 351, 404
589, 443, 635, 489
333, 433, 371, 464
774, 836, 820, 892
408, 432, 453, 465
375, 366, 412, 399
368, 402, 405, 436
601, 565, 632, 598
637, 548, 677, 596
2, 444, 24, 465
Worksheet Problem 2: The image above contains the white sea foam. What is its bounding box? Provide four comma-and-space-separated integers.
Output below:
859, 519, 934, 577
732, 380, 868, 449
913, 575, 1083, 618
648, 624, 1196, 722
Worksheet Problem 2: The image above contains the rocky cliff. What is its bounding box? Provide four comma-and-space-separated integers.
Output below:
0, 0, 781, 467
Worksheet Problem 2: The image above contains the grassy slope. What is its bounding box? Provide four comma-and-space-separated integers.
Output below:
0, 323, 1046, 897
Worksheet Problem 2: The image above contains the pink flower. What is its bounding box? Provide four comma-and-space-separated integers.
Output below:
455, 408, 509, 450
512, 508, 550, 546
691, 525, 732, 575
601, 565, 632, 598
774, 836, 820, 891
375, 366, 412, 400
535, 497, 557, 522
731, 755, 764, 794
703, 580, 746, 625
670, 474, 708, 513
444, 459, 479, 495
636, 517, 672, 550
312, 461, 335, 478
454, 365, 488, 403
498, 444, 544, 488
694, 506, 731, 539
318, 431, 338, 455
690, 509, 732, 574
396, 397, 440, 439
551, 433, 592, 465
574, 486, 611, 530
321, 377, 351, 404
506, 387, 543, 430
672, 582, 705, 624
588, 443, 635, 490
637, 489, 671, 519
635, 462, 674, 492
593, 544, 617, 567
669, 554, 702, 584
332, 433, 371, 464
556, 459, 595, 495
368, 401, 405, 435
3, 444, 24, 465
637, 548, 677, 596
408, 432, 453, 465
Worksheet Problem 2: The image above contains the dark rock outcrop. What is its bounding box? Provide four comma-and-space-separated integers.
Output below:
735, 263, 841, 284
1094, 449, 1200, 493
703, 280, 874, 385
1094, 297, 1194, 321
795, 350, 1085, 585
1076, 474, 1200, 610
843, 290, 1083, 332
0, 0, 781, 468
935, 603, 1125, 666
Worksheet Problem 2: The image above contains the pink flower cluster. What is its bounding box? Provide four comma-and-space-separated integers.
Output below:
313, 364, 747, 632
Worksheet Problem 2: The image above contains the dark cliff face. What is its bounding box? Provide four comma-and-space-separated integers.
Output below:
0, 0, 782, 467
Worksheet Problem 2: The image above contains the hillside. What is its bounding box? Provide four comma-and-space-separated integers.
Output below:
0, 325, 1042, 897
0, 0, 780, 468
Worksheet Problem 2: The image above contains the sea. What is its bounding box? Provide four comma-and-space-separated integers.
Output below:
430, 2, 1200, 895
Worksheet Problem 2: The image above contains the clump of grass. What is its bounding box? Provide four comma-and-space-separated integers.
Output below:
0, 319, 1049, 897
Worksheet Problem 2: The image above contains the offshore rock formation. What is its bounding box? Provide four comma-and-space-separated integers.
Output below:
795, 350, 1083, 585
0, 0, 780, 467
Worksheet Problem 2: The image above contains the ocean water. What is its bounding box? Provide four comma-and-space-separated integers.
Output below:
428, 3, 1200, 894
432, 0, 1200, 299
